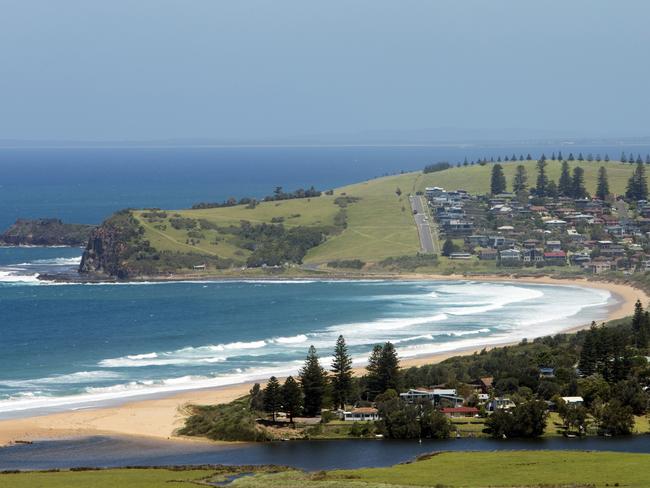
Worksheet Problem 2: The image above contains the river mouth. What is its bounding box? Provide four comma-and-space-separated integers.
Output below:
1, 435, 649, 471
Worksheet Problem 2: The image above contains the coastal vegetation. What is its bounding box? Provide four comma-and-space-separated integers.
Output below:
5, 451, 650, 487
180, 307, 650, 442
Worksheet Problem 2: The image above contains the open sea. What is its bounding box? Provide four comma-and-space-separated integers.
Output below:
0, 145, 633, 418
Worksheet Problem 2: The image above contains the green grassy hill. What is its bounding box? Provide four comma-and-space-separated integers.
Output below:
417, 158, 635, 196
85, 159, 643, 277
132, 173, 423, 267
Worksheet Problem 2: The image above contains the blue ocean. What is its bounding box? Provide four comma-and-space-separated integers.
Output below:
0, 145, 629, 417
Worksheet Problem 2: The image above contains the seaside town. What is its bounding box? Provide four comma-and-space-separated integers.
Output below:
423, 154, 650, 275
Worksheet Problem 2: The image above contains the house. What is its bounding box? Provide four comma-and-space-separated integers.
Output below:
523, 248, 544, 263
546, 240, 562, 251
343, 407, 380, 421
449, 252, 472, 260
470, 377, 493, 394
441, 407, 479, 418
478, 248, 498, 260
561, 396, 584, 406
499, 248, 522, 262
486, 398, 516, 412
539, 367, 555, 378
399, 388, 461, 407
543, 251, 567, 266
545, 219, 567, 229
399, 388, 435, 403
589, 260, 613, 274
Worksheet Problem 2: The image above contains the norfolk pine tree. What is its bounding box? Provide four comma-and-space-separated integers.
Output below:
299, 345, 328, 416
263, 376, 282, 421
596, 166, 610, 200
331, 335, 353, 410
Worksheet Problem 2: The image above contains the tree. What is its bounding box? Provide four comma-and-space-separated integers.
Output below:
263, 376, 282, 421
365, 343, 401, 398
558, 161, 572, 196
490, 164, 507, 195
299, 345, 328, 416
512, 165, 528, 194
631, 300, 649, 349
249, 383, 264, 411
442, 238, 457, 257
282, 376, 303, 423
579, 323, 598, 376
378, 342, 401, 392
595, 400, 635, 435
626, 162, 649, 201
571, 167, 588, 199
596, 166, 610, 200
535, 159, 549, 197
331, 335, 353, 410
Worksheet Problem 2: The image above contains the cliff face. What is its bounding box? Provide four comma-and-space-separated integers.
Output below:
0, 219, 96, 246
79, 211, 146, 279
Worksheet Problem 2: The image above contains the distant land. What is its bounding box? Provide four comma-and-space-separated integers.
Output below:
75, 157, 646, 280
2, 131, 650, 147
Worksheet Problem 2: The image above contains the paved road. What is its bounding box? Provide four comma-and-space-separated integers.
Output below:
409, 195, 436, 254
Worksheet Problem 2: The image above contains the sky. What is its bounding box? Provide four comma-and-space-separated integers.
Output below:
0, 0, 649, 142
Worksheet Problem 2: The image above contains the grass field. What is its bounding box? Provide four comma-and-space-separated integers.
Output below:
0, 468, 212, 488
331, 450, 650, 487
128, 159, 640, 270
416, 159, 637, 196
5, 451, 650, 487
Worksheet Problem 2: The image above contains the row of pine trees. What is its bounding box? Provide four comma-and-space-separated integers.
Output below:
253, 336, 400, 421
459, 151, 650, 168
490, 158, 648, 201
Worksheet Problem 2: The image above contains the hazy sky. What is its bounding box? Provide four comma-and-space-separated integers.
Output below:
1, 0, 649, 142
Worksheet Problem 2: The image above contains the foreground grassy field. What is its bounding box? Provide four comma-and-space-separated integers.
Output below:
4, 451, 650, 487
127, 159, 640, 271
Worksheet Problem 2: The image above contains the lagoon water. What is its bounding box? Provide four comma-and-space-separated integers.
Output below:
0, 145, 624, 417
2, 435, 649, 471
0, 247, 613, 417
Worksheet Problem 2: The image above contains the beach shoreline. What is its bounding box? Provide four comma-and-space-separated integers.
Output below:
0, 275, 646, 448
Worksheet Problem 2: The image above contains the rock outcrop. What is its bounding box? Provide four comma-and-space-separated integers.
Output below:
0, 219, 95, 246
79, 211, 147, 279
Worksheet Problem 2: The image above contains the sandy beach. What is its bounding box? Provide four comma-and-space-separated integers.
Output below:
0, 275, 646, 447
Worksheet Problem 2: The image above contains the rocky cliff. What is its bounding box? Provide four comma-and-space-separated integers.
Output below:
0, 219, 96, 246
79, 211, 149, 279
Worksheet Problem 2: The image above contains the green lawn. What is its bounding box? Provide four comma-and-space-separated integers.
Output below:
417, 159, 636, 196
0, 468, 212, 488
5, 451, 650, 487
332, 450, 650, 487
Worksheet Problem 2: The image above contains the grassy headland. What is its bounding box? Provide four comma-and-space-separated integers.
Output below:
75, 158, 648, 279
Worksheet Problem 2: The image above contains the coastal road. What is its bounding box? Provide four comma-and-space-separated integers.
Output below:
409, 195, 437, 254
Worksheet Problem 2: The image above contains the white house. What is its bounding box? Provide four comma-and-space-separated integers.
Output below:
561, 396, 584, 406
343, 407, 380, 421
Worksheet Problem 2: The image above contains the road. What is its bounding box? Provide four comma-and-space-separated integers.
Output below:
409, 195, 437, 254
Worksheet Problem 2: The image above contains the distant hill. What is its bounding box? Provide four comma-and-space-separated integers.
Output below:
78, 159, 642, 279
